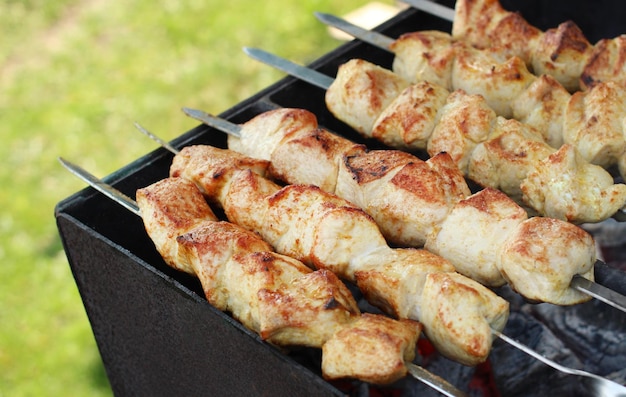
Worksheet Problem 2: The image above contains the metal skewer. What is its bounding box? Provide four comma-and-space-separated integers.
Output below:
135, 121, 626, 396
315, 12, 392, 52
401, 0, 455, 22
59, 155, 468, 397
60, 158, 141, 216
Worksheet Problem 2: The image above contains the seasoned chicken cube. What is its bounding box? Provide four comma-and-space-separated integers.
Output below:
521, 144, 626, 223
532, 21, 593, 92
270, 127, 366, 193
420, 272, 509, 366
469, 117, 555, 204
452, 0, 542, 64
452, 46, 536, 118
178, 221, 273, 306
170, 145, 269, 207
371, 81, 449, 150
581, 35, 626, 90
511, 74, 571, 148
390, 30, 457, 90
136, 177, 219, 273
563, 81, 626, 169
425, 188, 527, 287
231, 108, 366, 193
337, 150, 470, 246
326, 59, 410, 137
255, 267, 360, 347
352, 247, 456, 320
497, 217, 595, 305
427, 90, 497, 174
232, 107, 319, 162
322, 314, 421, 384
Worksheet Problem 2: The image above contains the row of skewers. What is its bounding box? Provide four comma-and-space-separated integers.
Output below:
244, 12, 626, 226
61, 106, 625, 393
60, 1, 626, 395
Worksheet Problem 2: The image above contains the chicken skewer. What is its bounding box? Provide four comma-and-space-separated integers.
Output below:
137, 130, 509, 367
134, 128, 626, 392
404, 0, 626, 93
243, 46, 626, 225
315, 12, 626, 182
177, 108, 626, 315
57, 157, 473, 394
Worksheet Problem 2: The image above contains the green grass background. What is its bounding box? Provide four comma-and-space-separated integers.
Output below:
0, 1, 397, 395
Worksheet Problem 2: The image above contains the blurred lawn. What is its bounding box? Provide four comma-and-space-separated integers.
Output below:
0, 0, 397, 395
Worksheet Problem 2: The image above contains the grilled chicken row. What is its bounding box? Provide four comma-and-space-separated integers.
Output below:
452, 0, 626, 92
224, 108, 596, 304
169, 144, 509, 366
325, 58, 626, 223
390, 29, 626, 169
136, 176, 421, 384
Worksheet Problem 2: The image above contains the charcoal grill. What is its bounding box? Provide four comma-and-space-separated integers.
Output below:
55, 1, 626, 396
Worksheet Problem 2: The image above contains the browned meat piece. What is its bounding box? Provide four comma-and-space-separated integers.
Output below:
498, 217, 595, 305
581, 35, 626, 90
391, 30, 458, 91
511, 74, 571, 148
427, 89, 497, 174
451, 44, 536, 118
563, 81, 626, 169
322, 314, 421, 384
468, 117, 555, 204
326, 59, 410, 136
452, 0, 542, 64
521, 144, 626, 223
420, 272, 508, 365
233, 108, 366, 193
425, 188, 527, 287
136, 177, 219, 273
371, 80, 449, 150
532, 21, 593, 92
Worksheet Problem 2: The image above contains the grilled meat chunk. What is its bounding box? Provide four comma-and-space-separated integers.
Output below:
498, 217, 595, 305
425, 188, 527, 287
521, 144, 626, 223
322, 313, 421, 384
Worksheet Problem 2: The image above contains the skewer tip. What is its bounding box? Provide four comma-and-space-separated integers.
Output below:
134, 122, 179, 154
